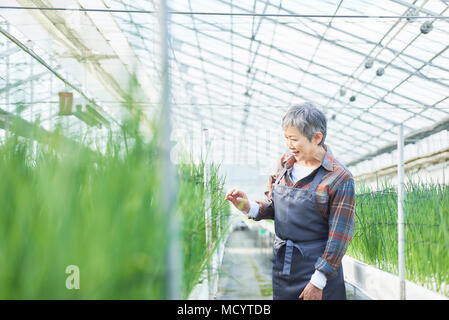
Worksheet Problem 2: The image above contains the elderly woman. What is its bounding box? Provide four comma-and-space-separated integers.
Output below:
225, 102, 355, 300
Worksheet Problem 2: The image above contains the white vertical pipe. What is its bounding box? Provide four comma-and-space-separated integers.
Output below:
397, 123, 406, 300
5, 23, 10, 134
158, 0, 181, 299
50, 73, 53, 128
29, 44, 34, 121
202, 128, 214, 299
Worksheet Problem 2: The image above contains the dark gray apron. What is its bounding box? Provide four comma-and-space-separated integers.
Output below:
271, 165, 346, 300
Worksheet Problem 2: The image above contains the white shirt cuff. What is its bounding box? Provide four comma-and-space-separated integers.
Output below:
247, 200, 260, 218
310, 269, 327, 290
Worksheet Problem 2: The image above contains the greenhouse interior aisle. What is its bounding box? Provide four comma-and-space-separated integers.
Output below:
216, 227, 273, 300
1, 0, 449, 302
216, 226, 368, 300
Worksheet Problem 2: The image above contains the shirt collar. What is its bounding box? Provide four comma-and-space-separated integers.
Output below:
321, 144, 334, 172
283, 144, 334, 172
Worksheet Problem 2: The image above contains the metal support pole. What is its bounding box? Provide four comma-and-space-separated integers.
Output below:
397, 123, 406, 300
202, 128, 215, 299
29, 44, 34, 120
159, 0, 181, 300
5, 23, 10, 135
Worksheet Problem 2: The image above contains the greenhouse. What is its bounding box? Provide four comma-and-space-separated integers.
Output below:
0, 0, 448, 301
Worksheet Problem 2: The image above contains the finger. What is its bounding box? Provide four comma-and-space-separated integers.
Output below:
226, 190, 237, 200
233, 190, 246, 199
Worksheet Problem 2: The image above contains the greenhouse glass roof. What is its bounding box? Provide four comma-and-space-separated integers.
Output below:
1, 0, 449, 175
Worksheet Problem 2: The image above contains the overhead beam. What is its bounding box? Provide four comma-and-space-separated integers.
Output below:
390, 0, 449, 25
0, 107, 96, 153
220, 0, 449, 88
0, 24, 115, 126
124, 18, 408, 142
0, 70, 49, 95
347, 112, 449, 167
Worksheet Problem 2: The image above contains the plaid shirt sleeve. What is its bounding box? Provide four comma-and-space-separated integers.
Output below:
250, 174, 276, 220
249, 154, 289, 221
314, 177, 355, 279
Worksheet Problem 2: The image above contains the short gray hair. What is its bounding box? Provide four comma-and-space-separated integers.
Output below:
282, 102, 327, 146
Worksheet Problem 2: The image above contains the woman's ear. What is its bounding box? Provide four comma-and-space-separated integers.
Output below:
313, 132, 323, 145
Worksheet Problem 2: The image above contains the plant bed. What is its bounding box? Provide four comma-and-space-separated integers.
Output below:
343, 255, 447, 300
348, 182, 449, 298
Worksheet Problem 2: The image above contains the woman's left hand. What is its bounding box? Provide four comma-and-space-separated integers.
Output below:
299, 282, 323, 300
224, 189, 250, 213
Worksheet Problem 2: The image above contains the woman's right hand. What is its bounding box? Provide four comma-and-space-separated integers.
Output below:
224, 189, 250, 214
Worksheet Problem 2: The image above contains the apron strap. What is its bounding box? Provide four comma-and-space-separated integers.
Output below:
278, 239, 328, 276
275, 164, 327, 190
282, 240, 306, 275
282, 240, 293, 275
308, 166, 327, 192
274, 166, 288, 185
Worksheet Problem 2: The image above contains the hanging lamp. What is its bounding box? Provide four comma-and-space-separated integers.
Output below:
58, 92, 73, 115
420, 21, 433, 34
376, 67, 385, 76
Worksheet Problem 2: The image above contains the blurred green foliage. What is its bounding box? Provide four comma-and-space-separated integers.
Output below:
0, 115, 229, 299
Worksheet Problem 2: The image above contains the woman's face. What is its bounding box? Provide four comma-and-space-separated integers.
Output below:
283, 126, 321, 162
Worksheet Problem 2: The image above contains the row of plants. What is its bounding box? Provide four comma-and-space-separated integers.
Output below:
348, 181, 449, 296
178, 158, 230, 296
0, 117, 230, 299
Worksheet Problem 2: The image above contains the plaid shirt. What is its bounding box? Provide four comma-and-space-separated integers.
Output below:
251, 145, 355, 279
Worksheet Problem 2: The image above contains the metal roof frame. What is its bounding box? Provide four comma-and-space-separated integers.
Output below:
1, 0, 449, 169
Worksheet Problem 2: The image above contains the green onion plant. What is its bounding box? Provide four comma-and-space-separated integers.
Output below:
348, 179, 449, 296
0, 114, 230, 299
